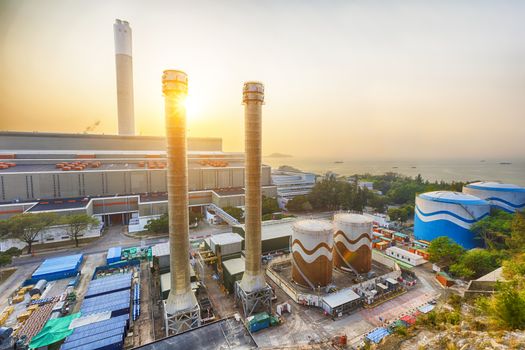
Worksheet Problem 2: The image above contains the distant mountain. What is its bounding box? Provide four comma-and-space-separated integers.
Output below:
265, 153, 292, 158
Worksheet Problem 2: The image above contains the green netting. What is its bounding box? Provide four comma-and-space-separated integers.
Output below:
29, 312, 81, 349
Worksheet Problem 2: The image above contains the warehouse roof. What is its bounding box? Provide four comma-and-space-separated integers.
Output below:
136, 316, 256, 350
222, 258, 245, 276
261, 220, 295, 240
322, 288, 361, 308
32, 254, 83, 280
210, 232, 243, 246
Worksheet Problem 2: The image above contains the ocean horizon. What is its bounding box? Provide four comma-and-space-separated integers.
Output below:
263, 157, 525, 186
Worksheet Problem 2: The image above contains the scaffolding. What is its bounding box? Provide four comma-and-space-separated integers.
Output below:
234, 281, 272, 317
164, 301, 201, 336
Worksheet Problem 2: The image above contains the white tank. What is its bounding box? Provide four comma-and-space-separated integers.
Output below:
463, 182, 525, 213
291, 219, 333, 288
333, 213, 373, 273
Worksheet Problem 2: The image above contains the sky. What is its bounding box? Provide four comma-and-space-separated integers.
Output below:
1, 0, 524, 159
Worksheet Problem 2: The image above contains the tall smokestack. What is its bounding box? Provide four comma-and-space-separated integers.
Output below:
114, 19, 135, 135
239, 82, 266, 292
162, 70, 197, 316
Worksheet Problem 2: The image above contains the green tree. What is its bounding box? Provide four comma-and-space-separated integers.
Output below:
482, 282, 525, 330
450, 249, 507, 280
427, 236, 464, 267
144, 213, 168, 233
145, 210, 203, 234
471, 210, 513, 250
507, 211, 525, 251
2, 212, 57, 254
222, 206, 244, 222
285, 195, 311, 212
60, 214, 99, 247
388, 205, 414, 223
261, 196, 280, 215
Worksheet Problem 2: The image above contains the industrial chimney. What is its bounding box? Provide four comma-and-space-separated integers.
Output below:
114, 19, 135, 135
239, 81, 267, 293
162, 70, 200, 334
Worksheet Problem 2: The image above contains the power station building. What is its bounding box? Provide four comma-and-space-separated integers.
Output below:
0, 131, 277, 225
414, 191, 490, 249
463, 182, 525, 213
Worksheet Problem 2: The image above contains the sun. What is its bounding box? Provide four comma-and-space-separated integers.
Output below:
184, 94, 200, 118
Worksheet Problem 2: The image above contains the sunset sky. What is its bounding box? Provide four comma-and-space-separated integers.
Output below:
1, 0, 524, 159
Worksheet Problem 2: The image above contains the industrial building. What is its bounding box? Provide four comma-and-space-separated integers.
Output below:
271, 170, 316, 208
385, 247, 426, 267
414, 191, 490, 249
463, 181, 525, 213
0, 131, 276, 226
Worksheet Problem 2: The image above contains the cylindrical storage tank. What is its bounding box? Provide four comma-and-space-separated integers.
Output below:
30, 280, 47, 296
463, 182, 525, 213
414, 191, 490, 249
291, 220, 333, 288
333, 214, 373, 274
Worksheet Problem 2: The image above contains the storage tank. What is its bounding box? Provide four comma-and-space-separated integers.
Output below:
414, 191, 490, 249
463, 182, 525, 213
291, 219, 333, 288
30, 280, 47, 296
333, 214, 373, 274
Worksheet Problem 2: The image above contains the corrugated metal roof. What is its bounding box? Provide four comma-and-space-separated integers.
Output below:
222, 258, 245, 276
322, 288, 361, 308
32, 254, 83, 279
151, 242, 170, 257
210, 232, 243, 246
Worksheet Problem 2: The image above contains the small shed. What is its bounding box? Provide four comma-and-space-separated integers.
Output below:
106, 247, 122, 264
321, 288, 363, 316
209, 232, 243, 256
151, 242, 170, 272
222, 258, 245, 293
366, 327, 390, 344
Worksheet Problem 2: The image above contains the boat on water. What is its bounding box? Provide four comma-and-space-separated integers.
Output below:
334, 161, 344, 164
499, 162, 512, 165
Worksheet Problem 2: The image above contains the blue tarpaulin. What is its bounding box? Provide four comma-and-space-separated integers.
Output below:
366, 327, 390, 344
418, 304, 435, 314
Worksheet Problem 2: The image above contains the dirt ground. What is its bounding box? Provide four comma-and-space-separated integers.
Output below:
71, 253, 103, 313
132, 262, 154, 347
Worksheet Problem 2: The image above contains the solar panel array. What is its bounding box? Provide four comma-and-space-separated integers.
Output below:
60, 273, 134, 350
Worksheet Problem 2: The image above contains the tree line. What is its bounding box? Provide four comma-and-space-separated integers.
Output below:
285, 173, 465, 220
0, 212, 98, 254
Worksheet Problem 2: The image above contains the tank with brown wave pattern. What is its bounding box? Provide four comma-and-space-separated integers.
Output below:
292, 251, 333, 288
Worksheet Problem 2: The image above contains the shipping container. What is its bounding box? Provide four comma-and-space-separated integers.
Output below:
107, 247, 122, 264
31, 254, 83, 282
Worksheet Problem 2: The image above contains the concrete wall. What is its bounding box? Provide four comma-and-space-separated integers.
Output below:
0, 167, 273, 202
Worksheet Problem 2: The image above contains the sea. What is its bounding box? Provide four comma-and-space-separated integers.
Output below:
262, 157, 525, 186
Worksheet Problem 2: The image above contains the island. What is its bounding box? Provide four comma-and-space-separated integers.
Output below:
265, 152, 293, 158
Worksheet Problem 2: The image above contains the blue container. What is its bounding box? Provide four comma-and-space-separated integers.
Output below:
31, 254, 83, 282
107, 247, 122, 265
